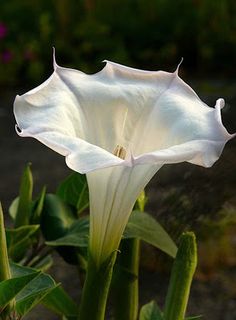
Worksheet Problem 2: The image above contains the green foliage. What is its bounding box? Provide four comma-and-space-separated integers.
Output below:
112, 238, 140, 320
46, 210, 177, 258
2, 166, 202, 319
6, 225, 40, 261
41, 194, 76, 241
163, 232, 197, 320
139, 300, 163, 320
135, 190, 148, 212
79, 251, 117, 320
42, 286, 78, 319
56, 172, 89, 216
9, 263, 58, 317
9, 164, 46, 226
41, 194, 79, 264
0, 203, 12, 319
0, 270, 40, 312
45, 217, 89, 248
30, 186, 46, 224
0, 254, 77, 319
14, 163, 33, 227
124, 211, 177, 258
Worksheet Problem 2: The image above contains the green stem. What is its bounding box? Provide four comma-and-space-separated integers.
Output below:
0, 203, 14, 318
78, 251, 117, 320
112, 191, 146, 320
0, 204, 11, 282
24, 242, 46, 266
112, 238, 140, 320
163, 232, 197, 320
28, 247, 54, 268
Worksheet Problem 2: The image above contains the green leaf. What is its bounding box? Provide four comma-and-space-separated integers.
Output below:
185, 316, 202, 319
46, 217, 89, 247
30, 186, 46, 224
42, 286, 78, 319
33, 255, 53, 272
41, 194, 76, 241
6, 225, 40, 261
124, 211, 177, 258
41, 194, 79, 264
16, 284, 59, 316
15, 163, 33, 227
139, 300, 163, 320
57, 173, 89, 215
10, 262, 57, 317
135, 190, 148, 212
46, 211, 177, 260
0, 271, 40, 311
9, 197, 19, 221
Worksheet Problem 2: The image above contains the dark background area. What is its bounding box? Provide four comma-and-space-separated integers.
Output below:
1, 0, 236, 86
0, 1, 236, 319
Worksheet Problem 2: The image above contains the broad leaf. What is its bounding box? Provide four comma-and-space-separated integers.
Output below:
0, 271, 40, 311
57, 173, 89, 214
46, 217, 89, 247
41, 194, 79, 264
16, 285, 58, 316
139, 300, 163, 320
41, 194, 76, 241
15, 163, 33, 227
6, 225, 40, 261
10, 263, 57, 317
124, 211, 177, 258
45, 211, 177, 260
42, 286, 78, 319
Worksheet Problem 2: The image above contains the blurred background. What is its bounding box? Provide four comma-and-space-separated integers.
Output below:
0, 0, 236, 319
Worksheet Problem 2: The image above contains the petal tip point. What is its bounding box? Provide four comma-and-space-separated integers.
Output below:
217, 98, 225, 109
52, 47, 58, 71
175, 57, 184, 75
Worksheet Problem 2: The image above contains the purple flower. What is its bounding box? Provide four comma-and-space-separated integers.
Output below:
0, 22, 7, 39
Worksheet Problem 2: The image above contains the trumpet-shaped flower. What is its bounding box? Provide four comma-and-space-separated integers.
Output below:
14, 57, 234, 266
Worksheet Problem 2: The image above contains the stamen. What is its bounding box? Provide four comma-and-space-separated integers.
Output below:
113, 145, 126, 159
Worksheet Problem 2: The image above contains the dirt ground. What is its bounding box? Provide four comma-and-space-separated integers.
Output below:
1, 80, 236, 319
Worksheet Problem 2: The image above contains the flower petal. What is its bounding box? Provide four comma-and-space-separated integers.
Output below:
14, 59, 234, 174
87, 164, 159, 266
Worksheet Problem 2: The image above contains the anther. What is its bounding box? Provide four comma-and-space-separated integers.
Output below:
113, 145, 126, 160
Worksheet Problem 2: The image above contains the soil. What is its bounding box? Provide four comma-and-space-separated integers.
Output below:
0, 80, 236, 319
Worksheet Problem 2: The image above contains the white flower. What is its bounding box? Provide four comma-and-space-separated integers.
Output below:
14, 55, 234, 266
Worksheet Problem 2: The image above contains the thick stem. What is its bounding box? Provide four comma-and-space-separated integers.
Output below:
163, 232, 197, 320
78, 251, 117, 320
112, 191, 146, 320
112, 238, 140, 320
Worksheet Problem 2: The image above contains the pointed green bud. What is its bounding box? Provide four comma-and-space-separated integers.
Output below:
15, 163, 33, 227
163, 232, 197, 320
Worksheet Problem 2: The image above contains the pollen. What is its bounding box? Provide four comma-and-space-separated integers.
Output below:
113, 145, 126, 160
